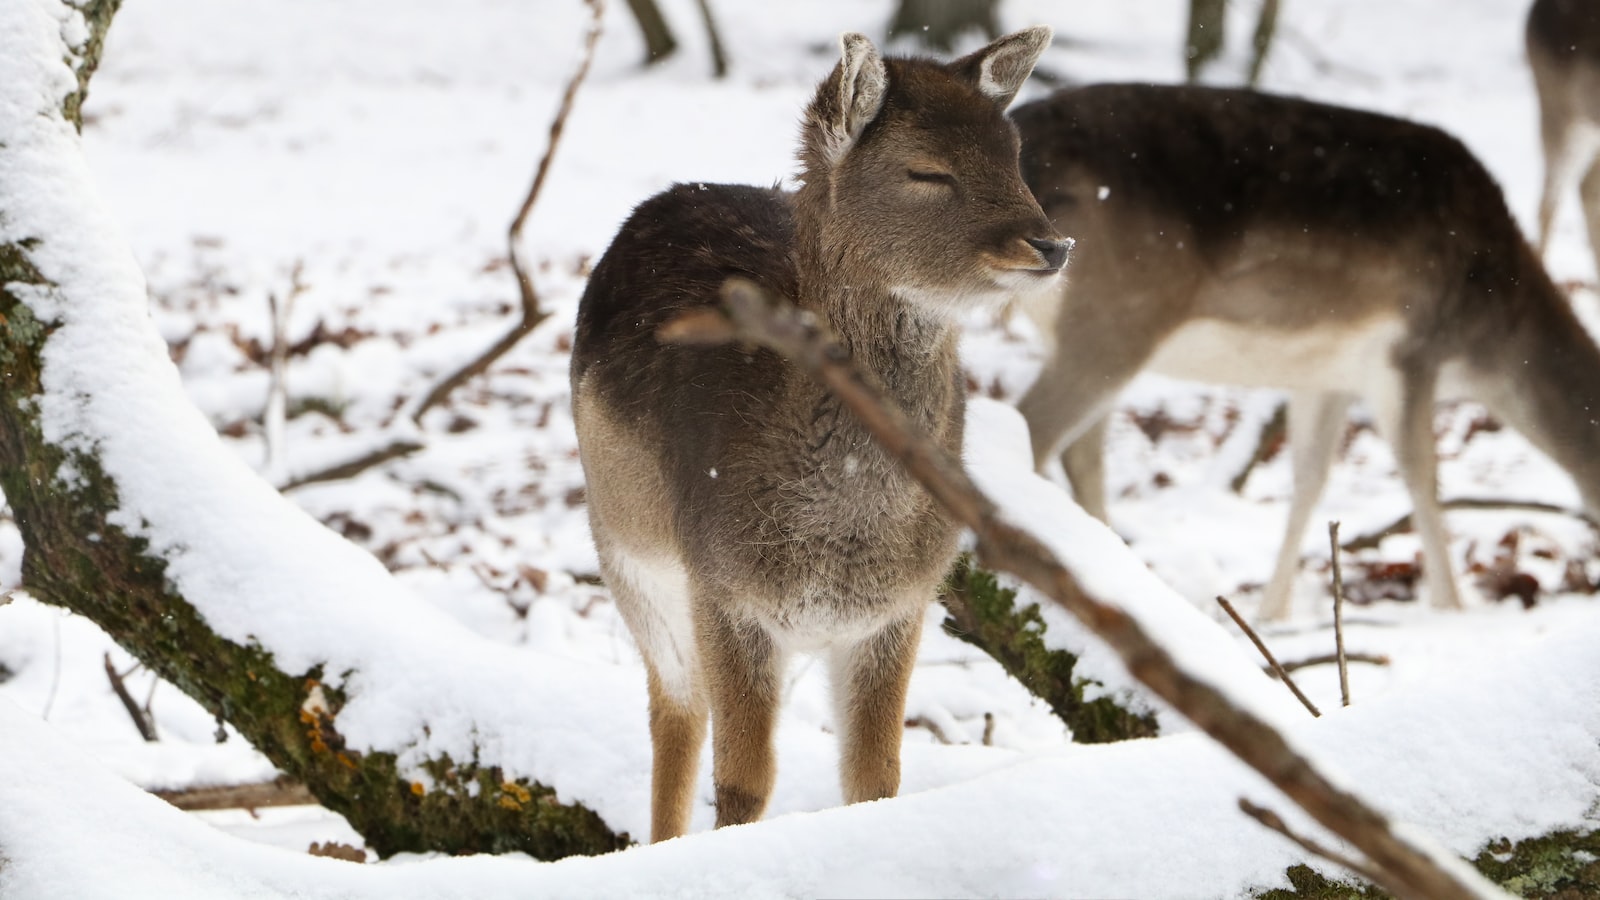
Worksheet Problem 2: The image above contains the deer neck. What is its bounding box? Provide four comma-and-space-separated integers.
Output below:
1477, 285, 1600, 516
791, 199, 960, 400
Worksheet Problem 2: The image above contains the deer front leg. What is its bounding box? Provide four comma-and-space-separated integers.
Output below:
697, 596, 784, 828
829, 610, 922, 805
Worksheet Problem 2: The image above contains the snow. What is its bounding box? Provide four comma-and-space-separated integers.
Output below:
1, 0, 1598, 896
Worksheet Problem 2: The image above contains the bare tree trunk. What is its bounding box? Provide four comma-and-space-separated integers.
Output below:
1247, 0, 1281, 85
0, 0, 626, 861
625, 0, 677, 65
694, 0, 729, 78
1186, 0, 1227, 81
888, 0, 1001, 53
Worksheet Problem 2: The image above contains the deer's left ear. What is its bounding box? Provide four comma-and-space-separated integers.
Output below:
950, 25, 1052, 109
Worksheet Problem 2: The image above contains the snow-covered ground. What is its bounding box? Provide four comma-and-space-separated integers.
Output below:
2, 0, 1598, 896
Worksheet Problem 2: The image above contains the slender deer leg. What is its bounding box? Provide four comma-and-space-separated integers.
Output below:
1061, 416, 1111, 522
1373, 366, 1463, 611
1260, 390, 1353, 621
1581, 156, 1600, 279
697, 597, 784, 828
593, 537, 706, 843
644, 665, 708, 842
1534, 90, 1574, 259
830, 610, 922, 805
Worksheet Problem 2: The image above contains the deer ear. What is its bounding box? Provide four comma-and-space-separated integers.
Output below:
807, 32, 888, 167
951, 25, 1052, 108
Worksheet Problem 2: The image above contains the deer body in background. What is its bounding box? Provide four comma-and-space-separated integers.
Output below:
1012, 83, 1600, 621
1528, 0, 1600, 272
571, 29, 1064, 842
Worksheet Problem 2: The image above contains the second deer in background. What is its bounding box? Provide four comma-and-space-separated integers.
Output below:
1012, 83, 1600, 621
1528, 0, 1600, 274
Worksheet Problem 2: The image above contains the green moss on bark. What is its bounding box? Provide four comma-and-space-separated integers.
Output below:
0, 10, 628, 860
939, 555, 1159, 743
1256, 830, 1600, 898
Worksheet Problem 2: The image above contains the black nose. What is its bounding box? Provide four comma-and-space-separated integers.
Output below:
1026, 237, 1070, 271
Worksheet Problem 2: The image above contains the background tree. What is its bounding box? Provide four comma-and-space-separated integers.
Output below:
624, 0, 728, 76
1186, 0, 1281, 86
888, 0, 1001, 52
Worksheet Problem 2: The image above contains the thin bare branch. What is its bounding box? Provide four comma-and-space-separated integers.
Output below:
659, 278, 1505, 900
1217, 596, 1320, 718
1239, 797, 1391, 890
1275, 652, 1390, 675
904, 715, 956, 745
1330, 521, 1351, 708
152, 776, 315, 812
263, 260, 307, 484
279, 438, 424, 491
694, 0, 729, 78
410, 0, 605, 423
104, 652, 157, 742
1341, 498, 1592, 552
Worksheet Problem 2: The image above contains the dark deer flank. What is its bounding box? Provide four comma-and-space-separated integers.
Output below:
1527, 0, 1600, 273
1012, 83, 1600, 621
571, 29, 1063, 842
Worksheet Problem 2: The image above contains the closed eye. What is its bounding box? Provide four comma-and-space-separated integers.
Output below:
907, 168, 957, 187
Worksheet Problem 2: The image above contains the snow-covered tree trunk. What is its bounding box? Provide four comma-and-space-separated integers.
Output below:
0, 0, 625, 860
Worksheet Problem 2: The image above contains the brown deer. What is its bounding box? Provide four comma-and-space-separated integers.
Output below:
1012, 83, 1600, 621
571, 28, 1064, 842
1528, 0, 1600, 271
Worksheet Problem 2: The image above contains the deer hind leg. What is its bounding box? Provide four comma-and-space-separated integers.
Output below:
696, 594, 785, 828
596, 542, 707, 843
1371, 365, 1463, 611
643, 664, 708, 842
1581, 155, 1600, 280
1535, 89, 1578, 259
829, 610, 922, 805
1259, 390, 1353, 621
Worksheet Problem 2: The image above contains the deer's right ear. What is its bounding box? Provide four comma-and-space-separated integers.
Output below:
805, 32, 888, 168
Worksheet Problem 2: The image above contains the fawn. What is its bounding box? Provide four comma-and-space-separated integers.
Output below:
1012, 83, 1600, 621
571, 28, 1064, 841
1528, 0, 1600, 272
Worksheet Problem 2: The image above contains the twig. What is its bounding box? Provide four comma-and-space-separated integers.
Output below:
658, 278, 1504, 900
1275, 652, 1390, 675
694, 0, 729, 78
1216, 595, 1318, 714
409, 0, 605, 424
279, 438, 425, 491
1239, 797, 1392, 890
1217, 596, 1320, 718
1229, 401, 1286, 494
152, 776, 315, 811
1330, 521, 1351, 708
262, 261, 306, 484
905, 715, 956, 745
40, 613, 61, 721
104, 652, 157, 742
1341, 497, 1592, 552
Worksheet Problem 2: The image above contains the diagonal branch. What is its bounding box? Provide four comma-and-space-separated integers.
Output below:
409, 0, 605, 424
658, 277, 1505, 900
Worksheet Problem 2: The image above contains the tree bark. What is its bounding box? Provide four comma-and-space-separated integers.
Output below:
887, 0, 1001, 53
0, 0, 626, 861
940, 557, 1158, 743
1186, 0, 1228, 81
624, 0, 677, 65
